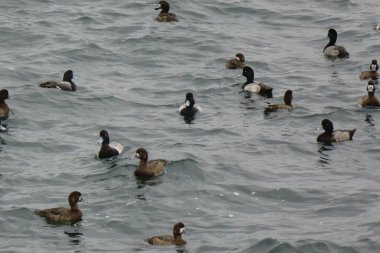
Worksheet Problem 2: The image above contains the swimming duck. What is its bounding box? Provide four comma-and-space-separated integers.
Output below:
242, 66, 273, 98
323, 29, 349, 58
39, 70, 76, 91
317, 119, 356, 142
265, 90, 293, 112
155, 1, 178, 22
34, 191, 82, 223
359, 59, 379, 81
134, 148, 167, 178
146, 222, 187, 246
0, 89, 9, 131
225, 53, 245, 69
178, 92, 203, 116
357, 81, 380, 107
97, 130, 124, 159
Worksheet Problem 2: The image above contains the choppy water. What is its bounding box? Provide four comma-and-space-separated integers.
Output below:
1, 0, 380, 252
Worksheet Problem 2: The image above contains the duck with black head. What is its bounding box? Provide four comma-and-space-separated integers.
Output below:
323, 29, 349, 59
317, 119, 356, 143
155, 1, 178, 22
97, 130, 124, 159
34, 191, 83, 223
359, 59, 379, 81
0, 89, 9, 131
265, 90, 293, 112
178, 92, 203, 116
357, 81, 380, 107
134, 148, 167, 179
226, 53, 245, 69
39, 70, 76, 91
242, 66, 273, 98
146, 222, 187, 246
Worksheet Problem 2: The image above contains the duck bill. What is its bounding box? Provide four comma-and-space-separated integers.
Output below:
180, 227, 189, 235
155, 4, 161, 10
135, 153, 140, 158
97, 137, 104, 144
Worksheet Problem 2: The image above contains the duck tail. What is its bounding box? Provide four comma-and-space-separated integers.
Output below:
349, 129, 356, 140
34, 209, 46, 217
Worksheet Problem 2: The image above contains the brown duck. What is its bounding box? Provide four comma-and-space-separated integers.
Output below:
0, 89, 9, 131
225, 53, 245, 69
357, 81, 380, 107
0, 89, 9, 118
359, 59, 379, 81
146, 222, 187, 246
155, 1, 178, 22
34, 191, 83, 223
134, 148, 167, 178
265, 90, 293, 112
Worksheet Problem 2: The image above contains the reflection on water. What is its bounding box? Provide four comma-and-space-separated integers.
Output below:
64, 228, 83, 246
317, 143, 334, 165
365, 114, 375, 126
175, 247, 189, 253
136, 174, 164, 189
182, 115, 195, 124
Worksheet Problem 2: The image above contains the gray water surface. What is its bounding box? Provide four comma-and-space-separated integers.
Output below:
1, 0, 380, 252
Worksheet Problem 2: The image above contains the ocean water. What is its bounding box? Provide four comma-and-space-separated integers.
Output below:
1, 0, 380, 252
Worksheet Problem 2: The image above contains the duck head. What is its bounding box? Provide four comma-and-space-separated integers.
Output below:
98, 130, 110, 145
155, 1, 170, 13
321, 119, 334, 135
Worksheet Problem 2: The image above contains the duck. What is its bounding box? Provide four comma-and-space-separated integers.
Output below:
34, 191, 83, 223
134, 148, 167, 178
225, 53, 245, 69
317, 119, 356, 143
357, 81, 380, 107
323, 29, 349, 58
359, 59, 379, 81
155, 1, 178, 22
97, 130, 124, 159
178, 92, 203, 116
265, 90, 293, 112
0, 89, 9, 131
242, 66, 273, 98
39, 70, 76, 91
146, 222, 187, 246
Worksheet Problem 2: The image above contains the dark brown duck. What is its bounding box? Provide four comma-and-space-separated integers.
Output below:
146, 222, 187, 246
134, 148, 167, 178
155, 1, 178, 22
265, 90, 293, 112
0, 89, 9, 131
225, 53, 245, 69
34, 191, 83, 223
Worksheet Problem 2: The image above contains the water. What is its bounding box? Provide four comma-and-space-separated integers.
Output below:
1, 0, 380, 252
